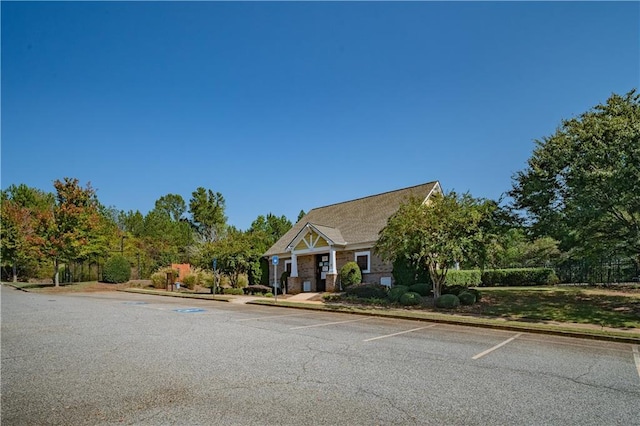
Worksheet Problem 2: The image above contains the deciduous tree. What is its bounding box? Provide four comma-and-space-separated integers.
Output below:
375, 192, 487, 298
510, 90, 640, 260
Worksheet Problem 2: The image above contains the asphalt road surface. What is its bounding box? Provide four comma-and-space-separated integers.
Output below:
2, 285, 639, 425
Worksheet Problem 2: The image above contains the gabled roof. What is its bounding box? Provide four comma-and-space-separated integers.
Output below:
287, 223, 347, 249
264, 181, 441, 257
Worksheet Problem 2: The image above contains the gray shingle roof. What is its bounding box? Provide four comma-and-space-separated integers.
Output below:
264, 181, 440, 257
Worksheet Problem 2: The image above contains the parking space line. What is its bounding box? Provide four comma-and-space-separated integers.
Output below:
235, 313, 310, 322
290, 317, 372, 330
633, 345, 640, 380
472, 333, 523, 360
363, 324, 437, 342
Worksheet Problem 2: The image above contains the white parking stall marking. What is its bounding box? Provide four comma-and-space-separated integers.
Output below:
235, 313, 310, 322
290, 317, 372, 330
633, 345, 640, 380
472, 333, 523, 360
363, 324, 437, 342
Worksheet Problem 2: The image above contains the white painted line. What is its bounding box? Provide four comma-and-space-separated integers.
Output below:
290, 317, 372, 330
363, 324, 437, 342
633, 345, 640, 380
472, 333, 523, 360
235, 313, 309, 322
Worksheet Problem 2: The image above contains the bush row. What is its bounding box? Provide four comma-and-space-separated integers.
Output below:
337, 283, 481, 309
417, 268, 559, 287
479, 268, 559, 286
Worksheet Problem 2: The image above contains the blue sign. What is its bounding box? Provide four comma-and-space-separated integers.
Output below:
174, 308, 206, 313
272, 256, 279, 265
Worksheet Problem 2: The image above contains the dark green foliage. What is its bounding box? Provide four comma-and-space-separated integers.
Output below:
259, 258, 269, 285
223, 288, 244, 295
392, 257, 429, 286
244, 284, 272, 295
280, 271, 290, 290
102, 255, 131, 283
465, 288, 482, 302
442, 284, 466, 296
345, 283, 388, 299
420, 269, 482, 286
409, 283, 432, 297
340, 261, 362, 288
388, 285, 410, 302
435, 294, 460, 309
399, 291, 422, 306
445, 270, 482, 286
480, 268, 560, 286
458, 291, 477, 305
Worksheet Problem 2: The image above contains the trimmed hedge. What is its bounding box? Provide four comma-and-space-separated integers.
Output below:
422, 269, 482, 287
435, 294, 460, 309
244, 284, 272, 295
340, 261, 362, 288
388, 285, 410, 303
399, 292, 422, 306
465, 288, 482, 302
421, 268, 559, 287
102, 255, 131, 283
409, 283, 432, 297
480, 268, 559, 287
458, 291, 476, 305
345, 283, 388, 299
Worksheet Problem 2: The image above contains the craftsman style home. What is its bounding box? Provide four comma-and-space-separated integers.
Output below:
264, 181, 442, 293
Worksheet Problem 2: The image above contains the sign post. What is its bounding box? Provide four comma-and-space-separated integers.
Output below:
272, 256, 279, 302
212, 258, 217, 295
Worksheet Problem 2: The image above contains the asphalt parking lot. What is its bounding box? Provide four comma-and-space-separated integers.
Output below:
2, 285, 639, 425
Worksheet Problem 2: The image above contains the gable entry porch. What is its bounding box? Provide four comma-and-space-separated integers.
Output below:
281, 223, 343, 293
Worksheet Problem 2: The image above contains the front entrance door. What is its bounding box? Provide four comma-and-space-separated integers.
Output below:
315, 254, 328, 292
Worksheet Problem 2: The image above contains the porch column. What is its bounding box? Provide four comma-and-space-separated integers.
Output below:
329, 247, 337, 274
291, 252, 298, 277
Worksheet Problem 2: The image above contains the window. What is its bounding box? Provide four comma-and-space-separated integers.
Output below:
355, 251, 370, 273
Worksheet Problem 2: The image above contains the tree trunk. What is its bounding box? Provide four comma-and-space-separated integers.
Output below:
12, 259, 17, 283
54, 258, 60, 287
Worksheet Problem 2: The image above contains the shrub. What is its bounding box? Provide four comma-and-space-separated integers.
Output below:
265, 292, 274, 297
399, 291, 422, 306
322, 293, 343, 302
409, 283, 432, 297
244, 284, 272, 295
340, 261, 362, 288
388, 285, 410, 303
280, 271, 290, 290
442, 284, 466, 296
480, 268, 560, 287
435, 294, 460, 309
466, 288, 482, 302
223, 288, 244, 295
150, 267, 179, 289
345, 283, 387, 299
102, 255, 131, 283
458, 291, 477, 305
445, 270, 482, 286
182, 274, 197, 290
392, 258, 429, 286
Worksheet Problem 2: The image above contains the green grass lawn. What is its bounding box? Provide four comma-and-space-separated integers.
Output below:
468, 287, 640, 329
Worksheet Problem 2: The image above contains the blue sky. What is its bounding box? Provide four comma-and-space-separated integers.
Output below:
2, 1, 638, 230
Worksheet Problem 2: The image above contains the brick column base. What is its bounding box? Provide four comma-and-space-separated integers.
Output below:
325, 274, 338, 292
287, 276, 302, 294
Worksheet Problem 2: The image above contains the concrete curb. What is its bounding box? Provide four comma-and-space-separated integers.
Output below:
7, 284, 637, 344
246, 300, 640, 345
